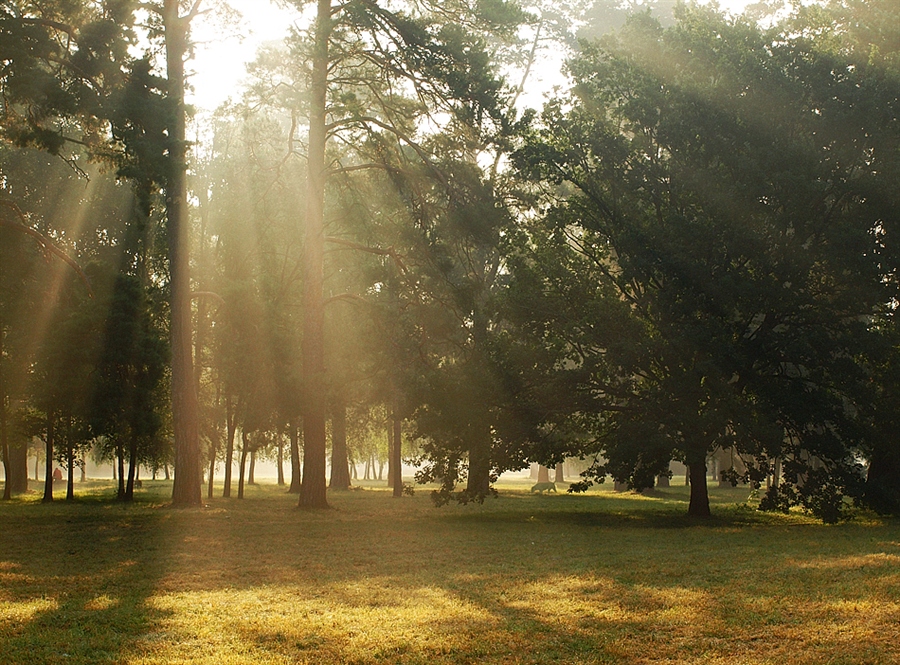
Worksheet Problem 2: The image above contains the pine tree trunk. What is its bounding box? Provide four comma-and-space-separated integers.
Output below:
164, 0, 201, 508
298, 0, 332, 510
288, 421, 301, 494
42, 415, 54, 503
687, 461, 711, 517
392, 413, 402, 498
329, 402, 351, 491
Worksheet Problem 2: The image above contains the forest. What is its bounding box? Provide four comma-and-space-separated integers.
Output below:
1, 0, 899, 525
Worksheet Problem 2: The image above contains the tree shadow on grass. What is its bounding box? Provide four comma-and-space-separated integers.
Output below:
3, 486, 899, 664
0, 498, 179, 665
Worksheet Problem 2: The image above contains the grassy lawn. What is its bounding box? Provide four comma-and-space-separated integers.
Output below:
0, 478, 898, 664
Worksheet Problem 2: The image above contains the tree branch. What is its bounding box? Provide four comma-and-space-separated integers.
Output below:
325, 236, 407, 273
0, 201, 93, 297
190, 290, 225, 306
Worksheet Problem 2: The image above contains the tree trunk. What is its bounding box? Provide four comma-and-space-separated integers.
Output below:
65, 437, 74, 502
223, 400, 236, 497
248, 449, 256, 485
8, 438, 28, 494
1, 399, 9, 500
386, 422, 394, 487
537, 465, 550, 483
329, 402, 351, 491
124, 439, 137, 501
0, 316, 7, 500
42, 415, 54, 503
238, 431, 248, 499
276, 435, 285, 486
164, 0, 201, 508
657, 472, 670, 488
687, 461, 711, 517
207, 455, 215, 499
298, 0, 332, 510
79, 454, 86, 483
117, 445, 126, 501
865, 443, 900, 513
288, 420, 301, 494
466, 428, 492, 497
392, 412, 402, 498
555, 463, 564, 483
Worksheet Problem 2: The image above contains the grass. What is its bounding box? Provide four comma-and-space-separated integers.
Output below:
1, 478, 898, 664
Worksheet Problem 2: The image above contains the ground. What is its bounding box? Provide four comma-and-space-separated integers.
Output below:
0, 479, 898, 664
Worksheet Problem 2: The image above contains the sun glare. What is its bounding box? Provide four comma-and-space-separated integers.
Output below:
187, 0, 757, 114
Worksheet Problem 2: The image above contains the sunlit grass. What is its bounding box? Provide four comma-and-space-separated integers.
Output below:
1, 479, 898, 664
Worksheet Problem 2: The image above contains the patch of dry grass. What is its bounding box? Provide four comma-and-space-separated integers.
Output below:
0, 479, 898, 664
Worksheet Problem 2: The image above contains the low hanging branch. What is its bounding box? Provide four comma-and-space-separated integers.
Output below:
190, 290, 226, 306
0, 201, 93, 297
323, 292, 369, 307
325, 236, 408, 274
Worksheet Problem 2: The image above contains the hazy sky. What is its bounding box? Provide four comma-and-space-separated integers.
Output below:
188, 0, 756, 113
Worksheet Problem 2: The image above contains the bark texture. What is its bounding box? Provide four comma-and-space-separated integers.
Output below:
165, 0, 201, 508
298, 0, 332, 509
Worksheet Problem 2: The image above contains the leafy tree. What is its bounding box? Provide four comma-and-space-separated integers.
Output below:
514, 3, 900, 519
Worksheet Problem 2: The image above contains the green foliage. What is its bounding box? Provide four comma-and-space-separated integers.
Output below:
511, 2, 900, 520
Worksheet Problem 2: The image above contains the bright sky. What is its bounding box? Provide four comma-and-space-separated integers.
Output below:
188, 0, 757, 113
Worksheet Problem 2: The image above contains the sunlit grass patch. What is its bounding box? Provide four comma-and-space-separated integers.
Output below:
0, 480, 898, 664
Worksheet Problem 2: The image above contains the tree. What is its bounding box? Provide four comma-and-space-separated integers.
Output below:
159, 0, 204, 506
279, 0, 522, 508
514, 3, 900, 519
89, 272, 168, 501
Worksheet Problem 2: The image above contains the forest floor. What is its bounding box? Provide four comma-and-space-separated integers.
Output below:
0, 478, 898, 664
